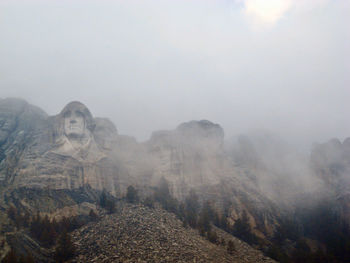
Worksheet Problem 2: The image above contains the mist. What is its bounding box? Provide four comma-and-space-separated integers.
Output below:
1, 0, 349, 149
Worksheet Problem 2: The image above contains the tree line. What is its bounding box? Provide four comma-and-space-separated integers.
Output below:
123, 178, 258, 254
4, 205, 99, 263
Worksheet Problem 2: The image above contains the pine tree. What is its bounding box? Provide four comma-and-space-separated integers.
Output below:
99, 190, 107, 208
184, 189, 199, 228
232, 211, 258, 245
207, 230, 218, 244
126, 186, 139, 204
143, 196, 155, 208
227, 240, 235, 255
2, 248, 18, 263
198, 201, 213, 233
54, 231, 76, 262
89, 209, 98, 220
106, 199, 116, 214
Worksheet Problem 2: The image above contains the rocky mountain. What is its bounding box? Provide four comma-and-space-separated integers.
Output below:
1, 97, 350, 262
0, 98, 282, 236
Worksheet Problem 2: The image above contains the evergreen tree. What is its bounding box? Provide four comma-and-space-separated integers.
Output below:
207, 230, 218, 244
2, 248, 17, 263
89, 209, 98, 220
227, 240, 235, 255
99, 191, 107, 208
198, 201, 213, 233
184, 189, 199, 228
7, 206, 17, 222
126, 186, 139, 204
106, 199, 116, 214
232, 211, 258, 245
54, 231, 76, 263
153, 178, 179, 214
143, 196, 155, 208
23, 252, 35, 263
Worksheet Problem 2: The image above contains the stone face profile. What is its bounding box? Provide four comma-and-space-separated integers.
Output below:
51, 101, 105, 162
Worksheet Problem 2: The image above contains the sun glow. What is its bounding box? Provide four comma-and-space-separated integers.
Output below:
244, 0, 292, 24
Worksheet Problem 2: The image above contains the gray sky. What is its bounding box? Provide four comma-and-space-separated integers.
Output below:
0, 0, 349, 147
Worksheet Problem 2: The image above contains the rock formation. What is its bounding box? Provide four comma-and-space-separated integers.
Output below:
148, 120, 226, 198
71, 203, 276, 263
3, 98, 350, 262
310, 138, 350, 220
0, 98, 283, 240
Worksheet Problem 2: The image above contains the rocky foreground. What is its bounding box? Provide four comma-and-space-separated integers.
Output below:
71, 203, 276, 263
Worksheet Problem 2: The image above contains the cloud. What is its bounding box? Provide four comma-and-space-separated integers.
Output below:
0, 0, 348, 145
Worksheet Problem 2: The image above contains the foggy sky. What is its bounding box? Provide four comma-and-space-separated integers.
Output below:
0, 0, 349, 148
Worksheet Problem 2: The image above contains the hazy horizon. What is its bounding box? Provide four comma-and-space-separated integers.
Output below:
1, 0, 349, 147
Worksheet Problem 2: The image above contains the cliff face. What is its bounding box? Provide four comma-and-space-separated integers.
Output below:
310, 138, 350, 220
0, 99, 282, 239
311, 138, 350, 190
0, 98, 47, 183
147, 122, 281, 237
0, 99, 146, 197
148, 120, 226, 198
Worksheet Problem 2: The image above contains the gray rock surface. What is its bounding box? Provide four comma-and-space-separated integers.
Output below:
0, 98, 283, 240
71, 203, 276, 263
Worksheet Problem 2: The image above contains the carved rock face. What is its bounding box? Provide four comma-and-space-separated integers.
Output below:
4, 100, 126, 194
63, 108, 86, 138
52, 101, 104, 162
59, 101, 94, 140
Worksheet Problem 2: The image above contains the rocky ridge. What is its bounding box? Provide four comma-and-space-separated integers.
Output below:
71, 203, 276, 263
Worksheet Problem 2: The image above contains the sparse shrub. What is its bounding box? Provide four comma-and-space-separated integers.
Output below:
207, 230, 219, 244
